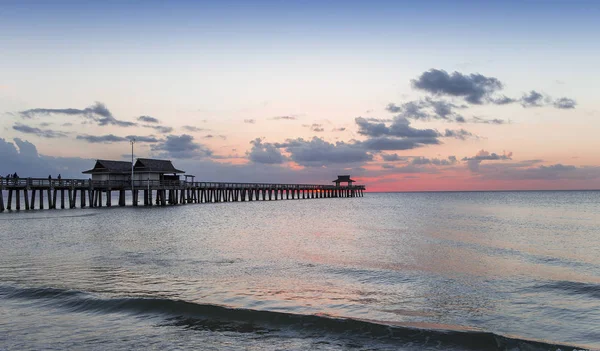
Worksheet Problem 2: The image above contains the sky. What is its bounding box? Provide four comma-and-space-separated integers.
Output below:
1, 0, 600, 191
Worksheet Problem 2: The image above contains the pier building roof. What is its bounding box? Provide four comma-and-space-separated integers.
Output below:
82, 160, 132, 174
133, 158, 184, 174
332, 175, 355, 183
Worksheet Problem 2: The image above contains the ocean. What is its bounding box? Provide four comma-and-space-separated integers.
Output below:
0, 191, 599, 350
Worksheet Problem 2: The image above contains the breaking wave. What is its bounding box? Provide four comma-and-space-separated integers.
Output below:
0, 284, 589, 351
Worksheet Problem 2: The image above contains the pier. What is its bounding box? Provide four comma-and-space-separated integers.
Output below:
0, 177, 365, 212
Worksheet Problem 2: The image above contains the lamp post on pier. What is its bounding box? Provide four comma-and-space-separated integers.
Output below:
130, 138, 135, 203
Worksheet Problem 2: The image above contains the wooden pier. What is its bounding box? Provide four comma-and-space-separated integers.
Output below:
0, 178, 366, 212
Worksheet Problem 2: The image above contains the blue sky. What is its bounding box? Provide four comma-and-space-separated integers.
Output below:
1, 0, 599, 190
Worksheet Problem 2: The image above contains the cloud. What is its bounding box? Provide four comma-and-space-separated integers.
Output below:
244, 119, 256, 124
411, 155, 457, 166
271, 115, 298, 121
553, 97, 577, 109
143, 125, 173, 133
490, 95, 517, 105
182, 125, 204, 132
274, 137, 373, 167
381, 153, 403, 162
247, 138, 286, 164
462, 149, 513, 172
0, 138, 92, 178
0, 137, 369, 183
18, 102, 137, 127
386, 98, 468, 121
303, 123, 325, 132
444, 128, 475, 140
150, 134, 213, 159
137, 115, 160, 123
385, 101, 429, 120
355, 116, 440, 138
408, 69, 576, 110
359, 136, 440, 151
520, 90, 545, 107
471, 117, 507, 124
411, 69, 503, 104
12, 123, 68, 138
76, 134, 161, 143
472, 161, 600, 182
332, 127, 346, 132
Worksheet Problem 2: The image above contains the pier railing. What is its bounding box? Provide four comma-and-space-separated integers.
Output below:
0, 177, 365, 190
0, 176, 365, 211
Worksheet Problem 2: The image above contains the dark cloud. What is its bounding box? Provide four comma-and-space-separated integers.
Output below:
77, 134, 128, 143
381, 153, 403, 162
462, 149, 513, 172
137, 115, 160, 123
411, 69, 503, 104
150, 134, 212, 159
332, 127, 346, 132
359, 136, 440, 151
520, 90, 545, 107
274, 137, 372, 167
553, 97, 576, 109
244, 119, 256, 124
76, 134, 161, 144
385, 101, 429, 120
247, 138, 286, 164
490, 96, 517, 105
386, 98, 467, 121
444, 128, 475, 140
182, 125, 204, 132
18, 102, 137, 127
271, 115, 298, 121
203, 134, 214, 139
355, 116, 440, 138
12, 123, 68, 138
455, 116, 467, 123
354, 116, 443, 151
0, 138, 92, 178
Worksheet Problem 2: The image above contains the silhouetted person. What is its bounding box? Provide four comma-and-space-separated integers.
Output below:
58, 174, 62, 185
13, 172, 18, 179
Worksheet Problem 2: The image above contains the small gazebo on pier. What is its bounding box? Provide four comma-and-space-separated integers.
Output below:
333, 175, 356, 187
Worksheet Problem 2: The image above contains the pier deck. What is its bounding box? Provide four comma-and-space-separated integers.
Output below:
0, 178, 365, 211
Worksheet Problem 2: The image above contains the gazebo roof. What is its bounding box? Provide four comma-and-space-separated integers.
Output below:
332, 175, 355, 183
134, 158, 185, 174
82, 160, 132, 174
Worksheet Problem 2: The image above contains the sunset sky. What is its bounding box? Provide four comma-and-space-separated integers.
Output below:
1, 0, 599, 191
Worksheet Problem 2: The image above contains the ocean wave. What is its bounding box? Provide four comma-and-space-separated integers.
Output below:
532, 280, 600, 299
0, 284, 590, 351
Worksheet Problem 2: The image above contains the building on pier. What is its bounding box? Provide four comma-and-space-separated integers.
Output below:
133, 158, 185, 182
82, 160, 132, 182
333, 175, 356, 187
82, 158, 185, 183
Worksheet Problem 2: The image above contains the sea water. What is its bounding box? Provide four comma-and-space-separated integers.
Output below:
1, 191, 599, 350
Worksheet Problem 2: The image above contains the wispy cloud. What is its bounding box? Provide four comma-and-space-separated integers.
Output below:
13, 123, 68, 138
19, 102, 137, 127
